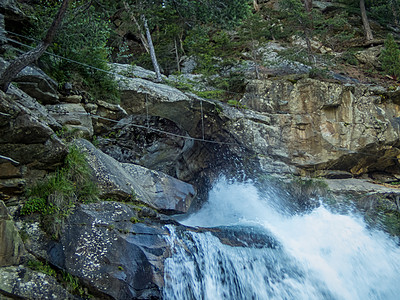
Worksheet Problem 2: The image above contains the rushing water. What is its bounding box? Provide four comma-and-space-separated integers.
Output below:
163, 178, 400, 300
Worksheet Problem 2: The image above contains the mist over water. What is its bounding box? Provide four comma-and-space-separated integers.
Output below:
163, 178, 400, 300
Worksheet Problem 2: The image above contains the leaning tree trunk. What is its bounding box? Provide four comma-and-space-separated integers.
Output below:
142, 15, 163, 82
0, 0, 70, 92
360, 0, 373, 41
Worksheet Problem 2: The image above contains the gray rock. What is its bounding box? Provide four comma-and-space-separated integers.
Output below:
92, 100, 128, 134
117, 74, 217, 135
73, 139, 196, 214
7, 84, 62, 131
0, 90, 67, 170
13, 65, 59, 104
355, 46, 382, 69
180, 56, 197, 74
0, 201, 25, 267
0, 266, 77, 299
0, 58, 59, 104
98, 115, 193, 177
0, 14, 6, 46
62, 95, 82, 104
46, 103, 94, 138
109, 63, 167, 81
58, 201, 168, 299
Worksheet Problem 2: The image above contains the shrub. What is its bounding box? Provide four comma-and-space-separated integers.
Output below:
380, 34, 400, 79
22, 146, 98, 239
27, 2, 119, 103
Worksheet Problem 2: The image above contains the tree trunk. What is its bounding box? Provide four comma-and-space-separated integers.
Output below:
304, 0, 313, 12
174, 39, 181, 73
142, 15, 163, 82
360, 0, 373, 41
123, 2, 150, 53
253, 0, 259, 12
0, 0, 70, 92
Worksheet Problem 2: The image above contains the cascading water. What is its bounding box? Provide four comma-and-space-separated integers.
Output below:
163, 178, 400, 300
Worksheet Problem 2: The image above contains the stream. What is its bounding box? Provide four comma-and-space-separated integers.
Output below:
163, 177, 400, 300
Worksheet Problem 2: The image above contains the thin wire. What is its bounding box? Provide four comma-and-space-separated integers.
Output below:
6, 37, 117, 76
145, 93, 149, 129
45, 107, 240, 146
5, 30, 247, 96
200, 99, 205, 140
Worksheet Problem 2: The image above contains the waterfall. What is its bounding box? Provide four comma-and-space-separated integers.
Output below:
163, 178, 400, 300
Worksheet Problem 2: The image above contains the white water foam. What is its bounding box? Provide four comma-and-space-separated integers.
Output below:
163, 178, 400, 300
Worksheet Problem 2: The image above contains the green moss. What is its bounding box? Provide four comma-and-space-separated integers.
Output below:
130, 217, 140, 224
27, 260, 57, 277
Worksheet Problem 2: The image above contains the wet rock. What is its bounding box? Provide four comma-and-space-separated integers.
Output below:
74, 138, 196, 214
57, 201, 168, 300
206, 226, 281, 249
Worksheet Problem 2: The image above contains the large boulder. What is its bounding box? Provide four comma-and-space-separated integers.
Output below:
73, 139, 195, 214
88, 100, 128, 134
57, 201, 168, 299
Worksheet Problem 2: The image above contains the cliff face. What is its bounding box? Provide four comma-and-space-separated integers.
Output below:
233, 77, 400, 178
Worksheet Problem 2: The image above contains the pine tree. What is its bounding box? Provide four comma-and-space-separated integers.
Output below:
380, 34, 400, 79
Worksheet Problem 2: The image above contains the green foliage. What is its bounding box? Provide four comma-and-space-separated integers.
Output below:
62, 271, 86, 297
341, 49, 359, 65
367, 0, 400, 27
227, 100, 247, 109
28, 1, 119, 103
21, 146, 98, 238
183, 26, 219, 75
380, 34, 400, 79
166, 0, 250, 29
130, 217, 140, 224
27, 260, 57, 277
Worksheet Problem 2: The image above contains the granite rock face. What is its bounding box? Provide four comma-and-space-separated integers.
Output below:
74, 138, 196, 214
57, 201, 169, 299
227, 77, 400, 176
0, 90, 67, 171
